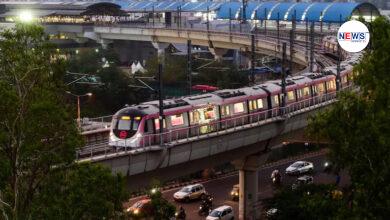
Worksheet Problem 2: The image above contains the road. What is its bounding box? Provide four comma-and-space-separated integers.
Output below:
128, 153, 349, 219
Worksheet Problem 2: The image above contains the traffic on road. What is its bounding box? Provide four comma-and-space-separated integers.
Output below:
126, 153, 348, 219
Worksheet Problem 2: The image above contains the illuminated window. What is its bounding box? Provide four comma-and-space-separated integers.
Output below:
342, 76, 347, 83
170, 114, 184, 126
118, 119, 130, 131
204, 107, 215, 120
249, 100, 257, 111
297, 89, 302, 99
190, 111, 200, 124
303, 87, 310, 96
221, 105, 230, 116
273, 95, 279, 105
233, 102, 245, 114
287, 91, 295, 101
317, 83, 325, 94
154, 119, 166, 130
257, 99, 264, 109
327, 80, 336, 90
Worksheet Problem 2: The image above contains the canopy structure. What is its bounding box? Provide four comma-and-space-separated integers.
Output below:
216, 1, 380, 23
0, 1, 380, 23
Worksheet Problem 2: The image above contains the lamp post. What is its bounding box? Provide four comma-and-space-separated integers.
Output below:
66, 91, 92, 128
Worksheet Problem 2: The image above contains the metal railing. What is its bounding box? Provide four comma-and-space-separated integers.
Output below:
76, 86, 353, 160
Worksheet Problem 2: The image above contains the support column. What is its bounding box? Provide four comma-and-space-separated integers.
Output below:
233, 153, 269, 220
208, 47, 228, 61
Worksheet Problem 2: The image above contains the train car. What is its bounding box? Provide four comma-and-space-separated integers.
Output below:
109, 51, 361, 148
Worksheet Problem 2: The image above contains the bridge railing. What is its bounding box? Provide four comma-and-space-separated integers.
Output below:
95, 22, 325, 45
76, 86, 354, 160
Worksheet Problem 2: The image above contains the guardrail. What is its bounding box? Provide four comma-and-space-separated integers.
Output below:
76, 85, 353, 160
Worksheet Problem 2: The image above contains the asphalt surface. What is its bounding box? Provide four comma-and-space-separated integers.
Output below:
128, 153, 349, 220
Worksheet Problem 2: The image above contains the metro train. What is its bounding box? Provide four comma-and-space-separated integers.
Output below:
109, 52, 363, 148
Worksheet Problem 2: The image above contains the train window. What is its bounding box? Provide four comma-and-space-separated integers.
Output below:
249, 100, 257, 111
132, 117, 141, 130
154, 119, 166, 130
144, 120, 149, 132
327, 80, 336, 90
257, 99, 264, 109
287, 91, 295, 101
273, 95, 279, 105
221, 105, 230, 116
317, 83, 325, 94
233, 102, 245, 114
204, 107, 215, 120
171, 114, 184, 126
303, 87, 310, 96
297, 89, 302, 99
118, 119, 131, 131
190, 111, 200, 124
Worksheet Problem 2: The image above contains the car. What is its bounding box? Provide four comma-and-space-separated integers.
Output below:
173, 184, 206, 202
126, 199, 153, 216
230, 184, 239, 201
266, 208, 278, 217
291, 175, 314, 190
206, 205, 234, 220
285, 161, 314, 175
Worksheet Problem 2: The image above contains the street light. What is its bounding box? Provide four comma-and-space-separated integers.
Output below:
65, 91, 92, 128
19, 10, 33, 23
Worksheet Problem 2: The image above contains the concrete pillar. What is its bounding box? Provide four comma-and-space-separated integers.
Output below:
98, 39, 113, 49
239, 168, 258, 220
208, 47, 228, 61
233, 153, 269, 220
152, 42, 169, 63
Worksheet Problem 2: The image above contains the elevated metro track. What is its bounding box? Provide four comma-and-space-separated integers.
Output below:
41, 23, 336, 67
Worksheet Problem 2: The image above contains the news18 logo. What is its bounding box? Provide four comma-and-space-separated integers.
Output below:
337, 20, 370, 53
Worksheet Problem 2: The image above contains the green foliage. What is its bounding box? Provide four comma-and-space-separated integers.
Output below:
67, 48, 144, 116
30, 163, 127, 220
144, 55, 249, 90
0, 23, 127, 220
0, 22, 82, 219
264, 184, 347, 220
307, 16, 390, 219
148, 190, 176, 220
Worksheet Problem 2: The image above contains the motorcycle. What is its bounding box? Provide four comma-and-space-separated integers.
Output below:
323, 161, 333, 173
175, 207, 186, 220
271, 170, 282, 186
198, 202, 212, 216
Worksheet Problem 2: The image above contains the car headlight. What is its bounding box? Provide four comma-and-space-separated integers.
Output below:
231, 192, 234, 195
133, 209, 139, 215
235, 193, 238, 196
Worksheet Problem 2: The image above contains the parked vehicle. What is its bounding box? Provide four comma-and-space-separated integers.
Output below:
285, 161, 314, 175
206, 205, 234, 220
230, 184, 239, 201
292, 175, 314, 190
173, 184, 206, 202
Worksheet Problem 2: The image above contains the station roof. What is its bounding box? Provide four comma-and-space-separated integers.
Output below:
0, 1, 380, 23
216, 1, 380, 22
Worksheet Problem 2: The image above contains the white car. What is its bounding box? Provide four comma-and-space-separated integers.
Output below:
173, 184, 206, 202
292, 175, 314, 190
206, 205, 234, 220
285, 161, 314, 175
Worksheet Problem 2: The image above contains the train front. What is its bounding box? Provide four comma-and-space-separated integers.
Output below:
109, 108, 145, 148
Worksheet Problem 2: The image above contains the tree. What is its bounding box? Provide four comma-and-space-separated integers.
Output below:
0, 23, 127, 219
263, 184, 346, 220
30, 163, 127, 219
307, 17, 390, 219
